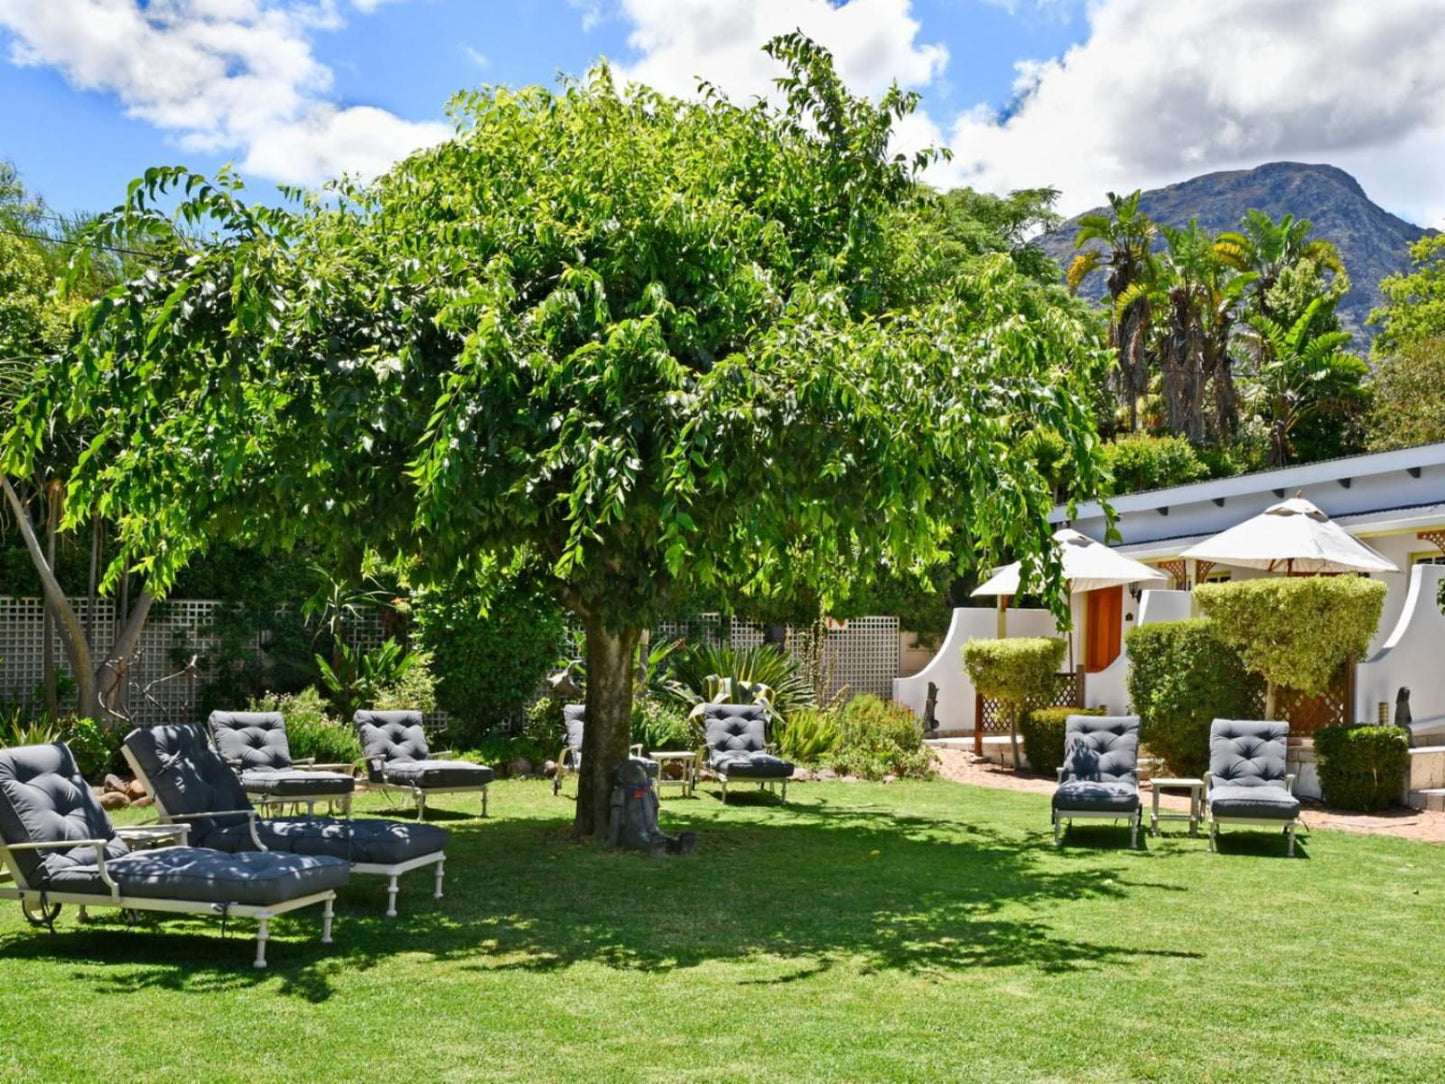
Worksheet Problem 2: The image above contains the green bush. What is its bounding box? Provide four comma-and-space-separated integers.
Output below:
248, 687, 361, 765
62, 717, 126, 780
413, 577, 568, 748
663, 642, 815, 723
776, 707, 841, 765
373, 651, 439, 714
631, 697, 695, 753
1196, 577, 1387, 701
523, 696, 567, 754
1314, 725, 1410, 811
828, 695, 934, 781
963, 636, 1066, 764
1101, 433, 1209, 495
1126, 619, 1262, 778
1019, 707, 1103, 777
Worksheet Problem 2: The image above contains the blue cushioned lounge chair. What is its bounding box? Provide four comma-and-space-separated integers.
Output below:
1051, 714, 1142, 848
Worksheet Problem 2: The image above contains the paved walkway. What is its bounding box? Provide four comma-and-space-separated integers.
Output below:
931, 747, 1445, 844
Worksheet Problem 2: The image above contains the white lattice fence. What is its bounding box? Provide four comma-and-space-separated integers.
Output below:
0, 597, 387, 726
651, 614, 900, 702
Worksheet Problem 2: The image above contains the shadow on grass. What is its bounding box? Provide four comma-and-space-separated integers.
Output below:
1, 792, 1203, 999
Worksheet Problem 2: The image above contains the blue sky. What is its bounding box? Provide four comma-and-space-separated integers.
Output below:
2, 1, 1443, 225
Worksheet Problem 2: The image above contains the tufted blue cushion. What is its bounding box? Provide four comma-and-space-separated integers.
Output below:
1060, 715, 1141, 787
1209, 720, 1290, 788
381, 761, 494, 788
0, 743, 129, 887
1208, 782, 1300, 820
354, 710, 431, 782
1053, 780, 1140, 813
41, 846, 350, 904
703, 704, 768, 757
123, 724, 253, 844
208, 711, 295, 771
241, 770, 355, 798
203, 816, 449, 864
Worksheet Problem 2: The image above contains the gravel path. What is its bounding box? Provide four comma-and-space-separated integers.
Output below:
931, 746, 1445, 844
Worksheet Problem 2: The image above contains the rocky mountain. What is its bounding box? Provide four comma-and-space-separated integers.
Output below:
1037, 162, 1436, 342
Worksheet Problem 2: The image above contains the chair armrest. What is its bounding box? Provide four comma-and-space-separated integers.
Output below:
0, 839, 120, 898
310, 762, 355, 774
1202, 771, 1213, 791
433, 750, 456, 759
629, 744, 645, 758
294, 757, 316, 768
168, 809, 266, 851
1056, 768, 1065, 784
1284, 773, 1297, 795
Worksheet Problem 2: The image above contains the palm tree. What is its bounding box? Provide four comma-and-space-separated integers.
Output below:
1113, 221, 1254, 443
1242, 297, 1363, 467
1217, 209, 1343, 322
1067, 191, 1158, 430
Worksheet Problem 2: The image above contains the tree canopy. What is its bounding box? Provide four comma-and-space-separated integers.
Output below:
6, 36, 1111, 832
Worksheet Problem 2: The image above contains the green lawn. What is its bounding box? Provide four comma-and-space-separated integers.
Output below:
4, 778, 1444, 1083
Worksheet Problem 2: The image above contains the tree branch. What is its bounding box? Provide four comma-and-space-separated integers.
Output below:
1, 475, 88, 675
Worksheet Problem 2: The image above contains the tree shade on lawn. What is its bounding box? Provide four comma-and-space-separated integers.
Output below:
5, 783, 1445, 1082
7, 35, 1110, 836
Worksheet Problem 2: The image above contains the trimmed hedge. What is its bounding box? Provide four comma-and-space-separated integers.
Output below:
1315, 724, 1410, 811
1020, 706, 1103, 776
1195, 577, 1386, 698
1126, 619, 1262, 778
962, 637, 1067, 706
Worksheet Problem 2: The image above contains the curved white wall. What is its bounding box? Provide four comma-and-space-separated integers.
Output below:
1356, 564, 1445, 726
1082, 589, 1193, 714
893, 606, 1055, 732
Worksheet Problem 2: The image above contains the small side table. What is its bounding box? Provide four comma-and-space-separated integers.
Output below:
648, 751, 698, 798
115, 823, 191, 850
1150, 777, 1204, 837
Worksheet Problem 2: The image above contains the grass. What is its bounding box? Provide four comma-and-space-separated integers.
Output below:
4, 778, 1445, 1083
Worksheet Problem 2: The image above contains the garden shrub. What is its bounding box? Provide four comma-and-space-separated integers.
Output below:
413, 577, 568, 748
62, 716, 126, 780
1196, 577, 1387, 714
1126, 619, 1262, 778
1101, 433, 1209, 495
1314, 725, 1410, 811
963, 636, 1066, 765
248, 687, 361, 765
372, 651, 439, 714
663, 642, 815, 722
828, 695, 933, 781
1020, 706, 1103, 777
631, 697, 695, 753
776, 707, 841, 765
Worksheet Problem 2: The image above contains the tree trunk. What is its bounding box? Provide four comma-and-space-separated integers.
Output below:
1009, 704, 1022, 771
573, 617, 641, 838
1265, 680, 1277, 722
42, 484, 59, 718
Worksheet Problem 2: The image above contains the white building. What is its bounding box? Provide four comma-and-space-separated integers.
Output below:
896, 441, 1445, 749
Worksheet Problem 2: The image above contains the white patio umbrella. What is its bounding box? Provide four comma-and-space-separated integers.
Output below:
972, 528, 1169, 665
1178, 496, 1399, 575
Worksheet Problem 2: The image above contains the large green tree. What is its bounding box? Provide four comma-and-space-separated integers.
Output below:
9, 38, 1110, 835
1370, 234, 1445, 356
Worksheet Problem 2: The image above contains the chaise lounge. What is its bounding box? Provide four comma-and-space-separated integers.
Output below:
208, 710, 356, 816
1051, 714, 1142, 848
552, 704, 645, 796
0, 742, 347, 967
124, 723, 449, 917
354, 710, 494, 819
701, 704, 794, 803
1205, 719, 1302, 856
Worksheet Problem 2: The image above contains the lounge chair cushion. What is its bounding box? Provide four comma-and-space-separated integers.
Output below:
0, 743, 128, 886
354, 709, 431, 776
563, 704, 586, 755
204, 816, 450, 865
208, 711, 295, 772
1053, 780, 1141, 813
1209, 719, 1290, 785
703, 704, 769, 755
241, 769, 355, 799
1208, 782, 1301, 821
123, 724, 254, 844
1059, 715, 1141, 786
382, 761, 494, 789
712, 752, 795, 779
40, 847, 350, 905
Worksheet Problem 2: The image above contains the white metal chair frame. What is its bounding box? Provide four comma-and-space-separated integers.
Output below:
0, 834, 335, 969
707, 742, 790, 805
126, 746, 445, 918
551, 743, 644, 797
1203, 770, 1301, 856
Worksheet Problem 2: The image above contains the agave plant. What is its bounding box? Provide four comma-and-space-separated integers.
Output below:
663, 643, 815, 723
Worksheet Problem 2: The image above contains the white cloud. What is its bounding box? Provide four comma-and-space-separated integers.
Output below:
0, 0, 448, 186
946, 0, 1445, 226
461, 44, 489, 68
611, 0, 948, 102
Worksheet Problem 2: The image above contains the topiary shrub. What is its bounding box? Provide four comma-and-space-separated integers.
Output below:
1020, 706, 1103, 777
413, 577, 568, 749
828, 695, 934, 780
1196, 577, 1387, 719
1101, 433, 1209, 495
1126, 619, 1263, 778
963, 636, 1066, 768
1314, 725, 1410, 811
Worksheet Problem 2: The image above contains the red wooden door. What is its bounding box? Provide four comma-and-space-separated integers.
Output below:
1084, 586, 1123, 673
